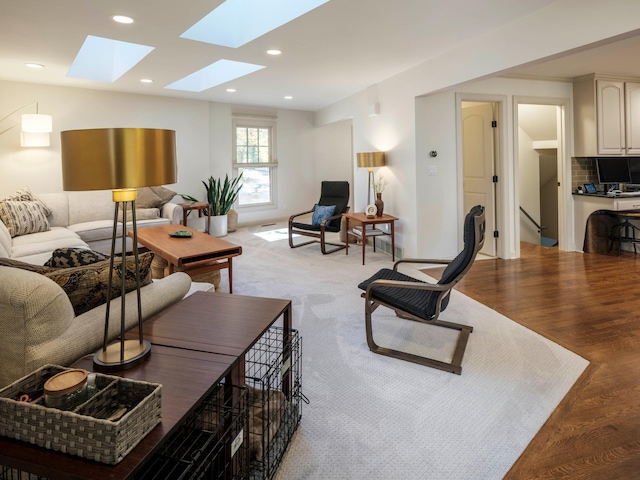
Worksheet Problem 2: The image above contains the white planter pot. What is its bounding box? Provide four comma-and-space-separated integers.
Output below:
209, 214, 228, 237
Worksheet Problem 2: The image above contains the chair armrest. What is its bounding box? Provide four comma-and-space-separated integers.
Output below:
393, 257, 450, 271
364, 277, 450, 299
320, 212, 344, 229
161, 202, 182, 224
289, 207, 315, 225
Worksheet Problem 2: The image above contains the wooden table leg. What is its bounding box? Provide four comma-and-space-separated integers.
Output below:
362, 227, 367, 265
228, 257, 233, 293
345, 217, 350, 256
282, 303, 292, 400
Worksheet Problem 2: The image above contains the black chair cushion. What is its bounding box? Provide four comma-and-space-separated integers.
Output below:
291, 221, 341, 233
358, 268, 443, 320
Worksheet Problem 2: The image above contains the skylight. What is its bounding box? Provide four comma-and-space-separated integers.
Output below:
67, 35, 154, 83
165, 59, 265, 92
180, 0, 330, 48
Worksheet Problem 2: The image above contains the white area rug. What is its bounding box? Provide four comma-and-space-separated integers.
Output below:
224, 225, 588, 480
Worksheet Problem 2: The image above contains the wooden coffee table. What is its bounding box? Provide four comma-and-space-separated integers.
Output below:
130, 225, 242, 293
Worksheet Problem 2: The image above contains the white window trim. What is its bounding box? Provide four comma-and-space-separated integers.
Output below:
232, 117, 277, 208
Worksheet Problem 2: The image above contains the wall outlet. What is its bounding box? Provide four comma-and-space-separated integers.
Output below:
428, 165, 437, 176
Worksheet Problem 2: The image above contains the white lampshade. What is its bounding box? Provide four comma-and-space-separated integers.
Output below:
21, 113, 53, 133
20, 131, 50, 147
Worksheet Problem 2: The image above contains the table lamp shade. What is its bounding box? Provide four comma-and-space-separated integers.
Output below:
60, 128, 177, 191
357, 151, 385, 168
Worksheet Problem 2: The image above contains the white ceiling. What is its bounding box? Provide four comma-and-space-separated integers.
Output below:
2, 0, 640, 112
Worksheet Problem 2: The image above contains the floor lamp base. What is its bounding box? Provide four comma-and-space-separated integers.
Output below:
93, 339, 151, 373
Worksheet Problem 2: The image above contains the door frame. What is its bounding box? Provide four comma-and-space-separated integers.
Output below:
456, 93, 509, 258
513, 96, 572, 255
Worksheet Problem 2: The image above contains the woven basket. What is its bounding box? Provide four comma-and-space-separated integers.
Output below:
0, 365, 161, 465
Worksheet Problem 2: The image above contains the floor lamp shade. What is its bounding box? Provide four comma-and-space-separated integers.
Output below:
60, 128, 177, 372
357, 151, 386, 206
356, 151, 385, 169
60, 128, 177, 191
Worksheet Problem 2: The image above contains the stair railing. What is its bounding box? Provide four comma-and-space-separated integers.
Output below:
519, 206, 547, 234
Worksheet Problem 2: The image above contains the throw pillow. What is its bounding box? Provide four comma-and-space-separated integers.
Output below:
117, 207, 161, 223
44, 248, 110, 268
149, 186, 177, 206
0, 200, 50, 237
2, 186, 52, 216
0, 257, 59, 274
311, 204, 336, 226
43, 252, 154, 316
135, 187, 163, 209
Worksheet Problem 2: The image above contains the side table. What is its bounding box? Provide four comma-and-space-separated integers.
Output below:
343, 212, 398, 265
178, 202, 210, 233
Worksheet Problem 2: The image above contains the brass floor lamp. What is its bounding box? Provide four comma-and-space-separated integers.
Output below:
61, 128, 177, 372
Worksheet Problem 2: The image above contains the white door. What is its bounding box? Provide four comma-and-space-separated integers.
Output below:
462, 102, 496, 256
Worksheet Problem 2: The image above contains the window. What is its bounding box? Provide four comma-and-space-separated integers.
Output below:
232, 117, 277, 207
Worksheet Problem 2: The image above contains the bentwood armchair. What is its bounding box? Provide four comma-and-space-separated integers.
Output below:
358, 205, 485, 374
288, 181, 350, 254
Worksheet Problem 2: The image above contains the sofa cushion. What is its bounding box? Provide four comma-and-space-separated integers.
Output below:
0, 200, 51, 237
117, 207, 160, 222
0, 220, 11, 257
2, 186, 52, 217
10, 227, 88, 261
68, 220, 120, 243
43, 252, 154, 316
44, 248, 110, 268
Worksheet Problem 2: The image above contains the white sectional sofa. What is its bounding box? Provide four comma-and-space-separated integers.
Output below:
0, 189, 183, 265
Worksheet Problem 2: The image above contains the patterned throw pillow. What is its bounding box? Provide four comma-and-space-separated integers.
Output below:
0, 257, 59, 274
0, 200, 50, 237
135, 187, 164, 209
2, 186, 52, 216
311, 204, 336, 226
43, 252, 154, 316
44, 248, 110, 268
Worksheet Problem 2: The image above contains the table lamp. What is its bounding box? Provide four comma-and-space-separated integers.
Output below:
61, 128, 177, 372
357, 151, 386, 205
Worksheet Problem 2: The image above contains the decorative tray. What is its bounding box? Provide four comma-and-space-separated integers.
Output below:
169, 230, 193, 238
0, 365, 162, 465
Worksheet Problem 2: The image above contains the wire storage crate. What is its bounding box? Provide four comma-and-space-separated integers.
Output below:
137, 384, 249, 480
245, 327, 302, 480
0, 466, 48, 480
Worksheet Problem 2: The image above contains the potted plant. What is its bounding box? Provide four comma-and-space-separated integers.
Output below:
203, 173, 243, 237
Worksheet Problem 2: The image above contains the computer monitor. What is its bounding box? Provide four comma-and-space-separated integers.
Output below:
596, 157, 631, 184
628, 157, 640, 184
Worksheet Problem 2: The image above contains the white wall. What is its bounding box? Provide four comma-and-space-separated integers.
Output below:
315, 0, 640, 258
314, 119, 354, 208
0, 81, 317, 228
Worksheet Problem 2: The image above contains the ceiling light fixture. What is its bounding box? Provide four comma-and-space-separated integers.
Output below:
227, 88, 237, 92
284, 96, 293, 100
267, 49, 282, 55
25, 63, 44, 69
140, 78, 153, 83
112, 15, 134, 24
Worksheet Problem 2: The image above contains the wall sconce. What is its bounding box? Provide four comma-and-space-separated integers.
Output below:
0, 102, 53, 147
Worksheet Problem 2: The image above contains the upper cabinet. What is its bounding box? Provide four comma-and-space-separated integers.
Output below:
573, 74, 640, 156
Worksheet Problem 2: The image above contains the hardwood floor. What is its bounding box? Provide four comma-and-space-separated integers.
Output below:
430, 243, 640, 479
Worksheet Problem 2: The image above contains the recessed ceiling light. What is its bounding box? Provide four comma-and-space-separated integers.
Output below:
284, 96, 293, 100
140, 78, 153, 83
267, 49, 282, 55
181, 0, 330, 48
25, 63, 44, 69
112, 15, 134, 24
227, 88, 237, 93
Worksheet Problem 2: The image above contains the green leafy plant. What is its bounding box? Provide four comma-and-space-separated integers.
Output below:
202, 173, 243, 216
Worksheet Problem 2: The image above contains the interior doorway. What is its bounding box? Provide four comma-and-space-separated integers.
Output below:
517, 103, 560, 248
461, 101, 498, 257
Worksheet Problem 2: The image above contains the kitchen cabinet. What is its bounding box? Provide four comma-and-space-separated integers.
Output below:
573, 74, 640, 156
